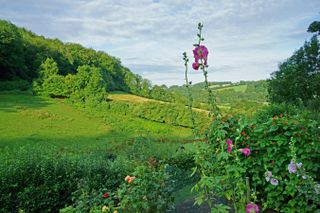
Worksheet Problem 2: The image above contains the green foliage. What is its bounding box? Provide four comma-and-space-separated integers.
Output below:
0, 92, 195, 212
0, 79, 30, 91
68, 65, 107, 107
0, 148, 131, 213
0, 19, 150, 95
107, 101, 210, 131
0, 20, 27, 80
268, 34, 320, 110
193, 112, 320, 211
307, 21, 320, 34
117, 164, 174, 213
169, 80, 268, 117
150, 84, 173, 102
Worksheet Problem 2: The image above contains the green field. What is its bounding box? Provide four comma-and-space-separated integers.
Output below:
0, 92, 193, 153
214, 84, 248, 92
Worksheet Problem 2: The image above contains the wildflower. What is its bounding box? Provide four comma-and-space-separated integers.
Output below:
246, 203, 259, 213
102, 206, 109, 212
241, 131, 246, 136
193, 45, 208, 63
128, 176, 136, 183
192, 62, 199, 70
226, 139, 233, 154
270, 178, 279, 186
296, 162, 302, 169
192, 45, 208, 70
288, 161, 297, 174
103, 193, 110, 198
113, 210, 118, 213
125, 175, 130, 181
265, 171, 272, 182
302, 175, 307, 180
240, 148, 251, 156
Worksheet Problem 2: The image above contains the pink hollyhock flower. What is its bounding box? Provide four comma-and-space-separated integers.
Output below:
226, 139, 233, 154
192, 62, 199, 70
288, 161, 297, 173
270, 178, 279, 186
240, 148, 251, 156
192, 45, 209, 70
246, 203, 259, 213
226, 139, 233, 145
265, 171, 272, 182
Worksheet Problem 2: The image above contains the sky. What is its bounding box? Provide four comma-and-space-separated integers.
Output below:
0, 0, 319, 86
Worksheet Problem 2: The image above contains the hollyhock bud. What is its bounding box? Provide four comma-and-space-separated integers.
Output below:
246, 203, 259, 213
240, 148, 251, 156
265, 171, 272, 182
103, 193, 110, 198
226, 139, 233, 154
192, 62, 199, 70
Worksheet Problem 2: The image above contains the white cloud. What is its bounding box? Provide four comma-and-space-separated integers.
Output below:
0, 0, 319, 85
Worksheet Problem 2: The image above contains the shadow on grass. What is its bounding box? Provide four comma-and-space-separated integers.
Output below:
0, 132, 188, 160
0, 92, 52, 113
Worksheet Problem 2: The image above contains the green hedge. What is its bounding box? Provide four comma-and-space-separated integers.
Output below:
0, 148, 131, 213
107, 101, 210, 131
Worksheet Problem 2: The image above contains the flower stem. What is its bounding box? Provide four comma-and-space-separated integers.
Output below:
201, 64, 220, 118
183, 52, 198, 136
246, 177, 250, 204
196, 22, 220, 118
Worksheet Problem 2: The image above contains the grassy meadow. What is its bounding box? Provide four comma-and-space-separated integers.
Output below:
0, 91, 193, 152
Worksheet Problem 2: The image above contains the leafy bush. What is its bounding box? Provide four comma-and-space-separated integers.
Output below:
193, 113, 320, 212
107, 101, 210, 131
0, 148, 131, 213
117, 164, 174, 213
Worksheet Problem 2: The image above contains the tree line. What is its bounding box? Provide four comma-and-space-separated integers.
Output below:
0, 19, 173, 102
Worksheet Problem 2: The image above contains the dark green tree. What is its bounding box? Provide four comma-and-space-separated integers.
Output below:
268, 25, 320, 109
307, 21, 320, 35
0, 20, 27, 80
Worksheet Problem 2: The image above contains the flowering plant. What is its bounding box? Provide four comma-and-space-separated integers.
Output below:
193, 112, 319, 212
117, 164, 174, 213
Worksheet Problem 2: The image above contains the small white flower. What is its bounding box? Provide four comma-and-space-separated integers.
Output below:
265, 171, 272, 182
296, 162, 302, 169
270, 178, 279, 186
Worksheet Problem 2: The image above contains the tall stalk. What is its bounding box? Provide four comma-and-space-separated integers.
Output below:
183, 52, 198, 136
195, 23, 220, 118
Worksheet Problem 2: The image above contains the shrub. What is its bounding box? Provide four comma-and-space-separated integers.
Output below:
0, 148, 131, 212
193, 113, 320, 212
117, 164, 174, 213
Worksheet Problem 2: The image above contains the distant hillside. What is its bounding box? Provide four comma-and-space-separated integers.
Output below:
108, 91, 210, 131
169, 80, 268, 116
